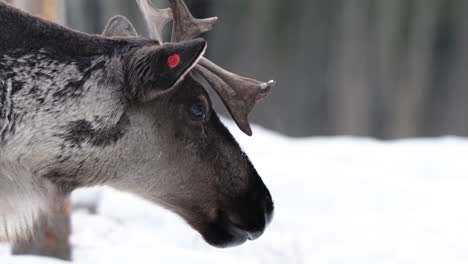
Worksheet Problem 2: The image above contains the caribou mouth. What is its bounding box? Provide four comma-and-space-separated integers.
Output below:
200, 211, 256, 248
198, 180, 274, 248
200, 212, 271, 248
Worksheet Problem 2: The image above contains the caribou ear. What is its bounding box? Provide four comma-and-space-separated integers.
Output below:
127, 38, 207, 102
103, 15, 138, 37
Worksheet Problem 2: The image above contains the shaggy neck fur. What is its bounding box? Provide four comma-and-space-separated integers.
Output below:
0, 2, 155, 240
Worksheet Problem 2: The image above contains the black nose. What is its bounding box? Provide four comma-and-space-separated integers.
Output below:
202, 177, 274, 248
225, 177, 274, 241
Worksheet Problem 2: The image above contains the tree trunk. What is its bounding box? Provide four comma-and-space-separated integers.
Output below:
390, 0, 438, 138
8, 1, 72, 261
327, 0, 373, 136
442, 0, 468, 135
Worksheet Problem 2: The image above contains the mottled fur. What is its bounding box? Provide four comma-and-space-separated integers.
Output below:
0, 2, 273, 247
0, 46, 133, 239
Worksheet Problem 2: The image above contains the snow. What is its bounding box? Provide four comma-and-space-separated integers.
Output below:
2, 121, 468, 264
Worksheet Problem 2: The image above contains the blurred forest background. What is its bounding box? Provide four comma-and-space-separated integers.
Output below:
8, 0, 468, 139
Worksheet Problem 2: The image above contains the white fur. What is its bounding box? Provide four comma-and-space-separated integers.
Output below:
0, 154, 56, 241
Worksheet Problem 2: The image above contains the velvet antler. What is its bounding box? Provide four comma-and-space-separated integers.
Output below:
137, 0, 276, 136
136, 0, 173, 42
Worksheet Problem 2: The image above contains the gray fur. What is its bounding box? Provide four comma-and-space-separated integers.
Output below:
0, 2, 273, 248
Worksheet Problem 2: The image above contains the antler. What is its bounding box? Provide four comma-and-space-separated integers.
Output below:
136, 0, 172, 42
137, 0, 276, 136
168, 0, 218, 42
195, 60, 275, 136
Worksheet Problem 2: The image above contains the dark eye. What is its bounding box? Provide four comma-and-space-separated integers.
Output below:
190, 102, 206, 120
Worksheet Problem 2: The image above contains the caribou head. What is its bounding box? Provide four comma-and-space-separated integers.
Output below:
0, 0, 275, 248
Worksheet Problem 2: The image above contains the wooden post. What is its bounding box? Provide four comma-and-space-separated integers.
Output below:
11, 196, 72, 261
7, 0, 72, 261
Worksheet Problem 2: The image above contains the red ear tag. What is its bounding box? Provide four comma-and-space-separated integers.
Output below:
167, 53, 181, 69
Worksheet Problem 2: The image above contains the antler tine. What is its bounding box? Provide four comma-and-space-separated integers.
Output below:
196, 58, 276, 136
136, 0, 173, 43
168, 0, 218, 42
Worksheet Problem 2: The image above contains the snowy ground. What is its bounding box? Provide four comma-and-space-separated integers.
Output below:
1, 121, 468, 264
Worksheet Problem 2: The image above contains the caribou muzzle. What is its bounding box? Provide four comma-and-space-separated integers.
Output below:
202, 172, 274, 248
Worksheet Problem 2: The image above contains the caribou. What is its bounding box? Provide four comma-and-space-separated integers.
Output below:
0, 0, 275, 248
